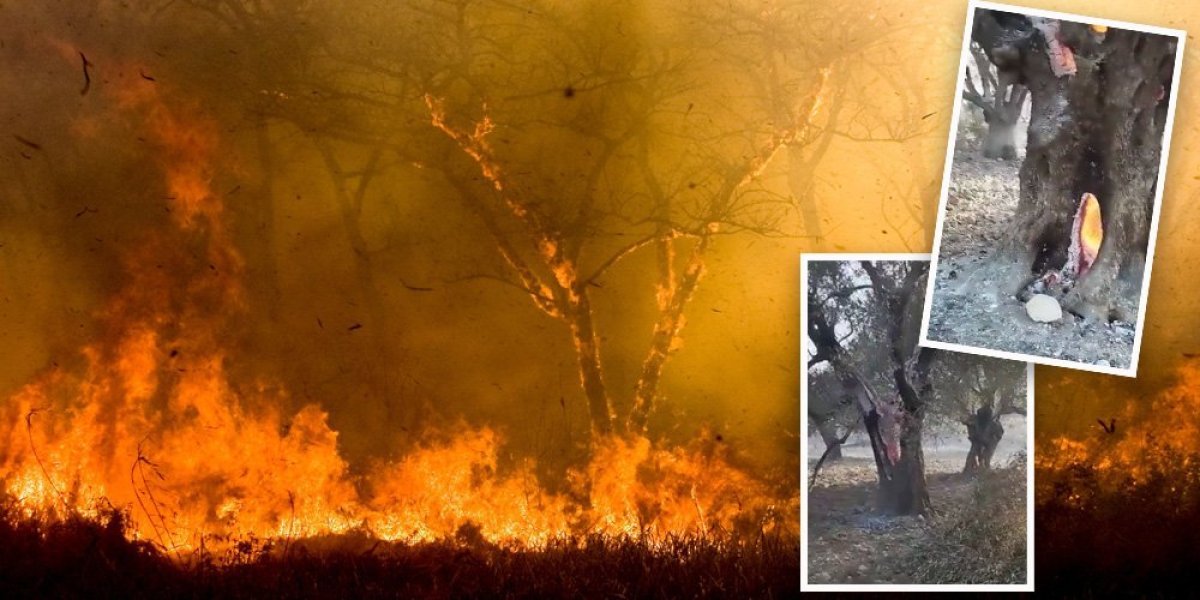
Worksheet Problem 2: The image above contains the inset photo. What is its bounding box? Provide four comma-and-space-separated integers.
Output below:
802, 254, 1032, 591
920, 1, 1184, 376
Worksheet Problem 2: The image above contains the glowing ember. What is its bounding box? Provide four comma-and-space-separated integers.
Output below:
1076, 192, 1103, 277
1061, 191, 1104, 282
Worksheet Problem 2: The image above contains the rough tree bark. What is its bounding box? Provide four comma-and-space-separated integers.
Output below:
890, 349, 934, 515
806, 287, 896, 487
863, 260, 934, 515
964, 405, 1004, 473
973, 10, 1177, 321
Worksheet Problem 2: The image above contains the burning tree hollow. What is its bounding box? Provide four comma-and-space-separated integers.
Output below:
973, 9, 1178, 322
924, 7, 1181, 371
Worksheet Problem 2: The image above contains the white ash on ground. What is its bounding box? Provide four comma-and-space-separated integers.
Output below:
926, 139, 1136, 368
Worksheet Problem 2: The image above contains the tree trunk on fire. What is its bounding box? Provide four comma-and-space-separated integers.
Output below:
565, 294, 616, 438
628, 232, 710, 435
860, 260, 934, 515
973, 10, 1177, 321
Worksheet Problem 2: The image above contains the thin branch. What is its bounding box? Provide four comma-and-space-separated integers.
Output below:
582, 233, 660, 285
808, 415, 861, 491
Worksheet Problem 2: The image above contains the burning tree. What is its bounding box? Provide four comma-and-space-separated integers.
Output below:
971, 8, 1178, 322
807, 260, 934, 515
130, 0, 937, 447
215, 0, 921, 443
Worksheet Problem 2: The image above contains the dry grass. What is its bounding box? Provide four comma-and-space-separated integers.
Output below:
0, 497, 799, 599
1038, 448, 1200, 596
896, 455, 1027, 585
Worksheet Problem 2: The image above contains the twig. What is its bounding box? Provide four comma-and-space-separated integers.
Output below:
25, 408, 70, 513
808, 416, 861, 491
130, 439, 175, 554
79, 52, 92, 96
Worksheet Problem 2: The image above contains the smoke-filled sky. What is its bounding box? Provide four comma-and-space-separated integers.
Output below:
0, 0, 1197, 478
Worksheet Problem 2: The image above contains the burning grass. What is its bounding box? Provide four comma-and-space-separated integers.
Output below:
0, 499, 798, 599
1038, 446, 1200, 594
0, 80, 798, 556
0, 50, 805, 597
1034, 362, 1200, 593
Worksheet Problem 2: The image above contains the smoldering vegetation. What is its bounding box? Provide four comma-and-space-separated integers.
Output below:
0, 0, 957, 593
1036, 362, 1200, 595
806, 259, 1028, 585
0, 498, 797, 599
0, 0, 929, 594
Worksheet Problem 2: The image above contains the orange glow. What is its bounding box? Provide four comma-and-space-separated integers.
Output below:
0, 80, 791, 555
1079, 192, 1103, 272
1039, 362, 1200, 498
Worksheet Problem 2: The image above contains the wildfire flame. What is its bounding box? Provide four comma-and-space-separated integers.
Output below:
0, 72, 792, 555
1038, 362, 1200, 503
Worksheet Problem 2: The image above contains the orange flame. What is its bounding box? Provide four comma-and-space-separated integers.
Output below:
1077, 192, 1103, 275
0, 76, 793, 554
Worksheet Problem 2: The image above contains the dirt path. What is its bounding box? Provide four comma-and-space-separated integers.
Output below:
926, 138, 1136, 368
805, 456, 977, 585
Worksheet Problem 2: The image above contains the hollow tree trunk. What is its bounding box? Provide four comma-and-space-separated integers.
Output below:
975, 13, 1176, 321
887, 409, 930, 515
886, 353, 935, 516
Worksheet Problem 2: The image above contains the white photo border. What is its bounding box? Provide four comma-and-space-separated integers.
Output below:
917, 0, 1186, 378
800, 252, 1035, 592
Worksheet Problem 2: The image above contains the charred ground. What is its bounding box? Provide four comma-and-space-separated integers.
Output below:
806, 421, 1027, 586
926, 124, 1137, 368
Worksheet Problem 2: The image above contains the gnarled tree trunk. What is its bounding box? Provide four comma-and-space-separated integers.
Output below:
964, 406, 1005, 473
974, 10, 1177, 322
885, 352, 934, 515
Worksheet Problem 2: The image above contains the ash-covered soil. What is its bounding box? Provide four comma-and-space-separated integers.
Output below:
926, 137, 1136, 369
805, 417, 1027, 585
